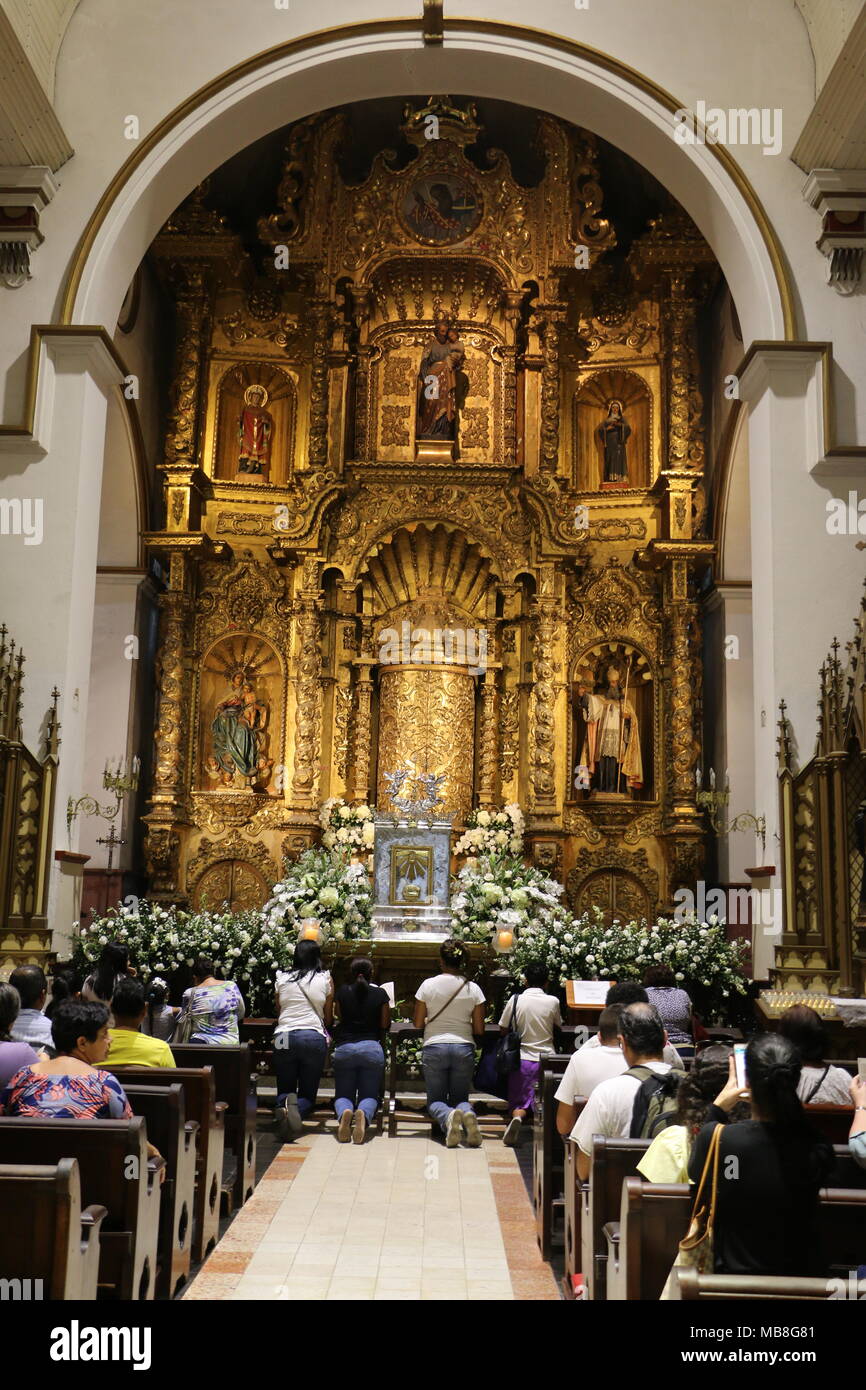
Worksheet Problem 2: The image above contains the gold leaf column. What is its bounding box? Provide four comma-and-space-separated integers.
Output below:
308, 299, 332, 467
538, 304, 567, 474
291, 559, 324, 808
350, 620, 376, 804
530, 571, 560, 815
144, 550, 195, 899
665, 273, 705, 471
477, 644, 501, 807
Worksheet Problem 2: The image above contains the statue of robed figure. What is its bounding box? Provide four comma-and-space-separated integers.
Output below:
237, 384, 273, 476
597, 399, 631, 483
206, 670, 269, 787
575, 661, 643, 795
417, 319, 465, 441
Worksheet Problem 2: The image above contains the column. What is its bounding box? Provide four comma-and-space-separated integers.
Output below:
0, 333, 123, 928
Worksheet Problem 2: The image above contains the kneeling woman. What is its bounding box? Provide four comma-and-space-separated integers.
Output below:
333, 958, 390, 1144
273, 941, 334, 1141
414, 939, 486, 1147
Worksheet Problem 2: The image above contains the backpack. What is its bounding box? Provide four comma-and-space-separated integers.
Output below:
627, 1064, 686, 1140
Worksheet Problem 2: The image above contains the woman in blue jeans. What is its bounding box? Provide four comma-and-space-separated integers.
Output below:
333, 957, 390, 1144
414, 939, 486, 1147
272, 941, 333, 1142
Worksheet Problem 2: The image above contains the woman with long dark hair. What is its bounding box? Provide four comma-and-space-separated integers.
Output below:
688, 1033, 834, 1275
414, 938, 486, 1148
82, 941, 134, 1012
272, 940, 334, 1142
332, 957, 390, 1144
638, 1044, 749, 1183
45, 964, 82, 1020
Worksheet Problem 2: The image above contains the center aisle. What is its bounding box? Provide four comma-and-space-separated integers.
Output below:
184, 1122, 560, 1301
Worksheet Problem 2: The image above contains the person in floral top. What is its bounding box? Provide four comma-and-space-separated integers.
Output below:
0, 999, 134, 1119
180, 958, 245, 1045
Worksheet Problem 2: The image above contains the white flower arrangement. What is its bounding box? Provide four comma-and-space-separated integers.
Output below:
319, 797, 375, 853
508, 907, 750, 1022
448, 849, 568, 945
454, 803, 525, 857
262, 847, 373, 951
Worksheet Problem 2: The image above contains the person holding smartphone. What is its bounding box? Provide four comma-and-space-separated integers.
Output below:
849, 1071, 866, 1168
688, 1034, 835, 1276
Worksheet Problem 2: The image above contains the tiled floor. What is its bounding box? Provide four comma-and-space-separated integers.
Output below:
184, 1117, 559, 1301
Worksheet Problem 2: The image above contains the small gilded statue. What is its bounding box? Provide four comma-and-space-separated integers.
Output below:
575, 661, 643, 796
597, 399, 631, 484
237, 384, 273, 476
417, 318, 465, 442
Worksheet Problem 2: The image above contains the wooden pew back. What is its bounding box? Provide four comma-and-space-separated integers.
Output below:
805, 1104, 856, 1145
0, 1117, 159, 1300
106, 1065, 224, 1263
677, 1270, 833, 1300
0, 1159, 106, 1300
171, 1044, 257, 1206
582, 1135, 650, 1300
123, 1083, 197, 1298
532, 1058, 572, 1259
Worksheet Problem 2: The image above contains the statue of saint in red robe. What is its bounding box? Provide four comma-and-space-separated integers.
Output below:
238, 384, 273, 477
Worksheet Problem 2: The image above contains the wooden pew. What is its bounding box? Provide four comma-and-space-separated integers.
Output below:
805, 1104, 856, 1145
532, 1057, 572, 1259
610, 1180, 866, 1300
676, 1270, 834, 1300
819, 1186, 866, 1274
0, 1118, 162, 1300
123, 1084, 198, 1299
172, 1044, 257, 1209
0, 1159, 106, 1300
107, 1065, 225, 1263
608, 1178, 692, 1301
580, 1135, 650, 1300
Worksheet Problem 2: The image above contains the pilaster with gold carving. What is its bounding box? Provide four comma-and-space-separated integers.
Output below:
308, 299, 333, 467
664, 273, 705, 471
144, 549, 196, 898
530, 572, 560, 816
350, 620, 376, 804
291, 560, 324, 808
477, 652, 501, 807
538, 304, 567, 474
163, 267, 210, 470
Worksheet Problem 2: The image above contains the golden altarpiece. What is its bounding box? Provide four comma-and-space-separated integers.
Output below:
142, 99, 716, 927
774, 585, 866, 998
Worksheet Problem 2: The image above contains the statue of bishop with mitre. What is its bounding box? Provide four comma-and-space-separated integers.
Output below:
575, 660, 643, 796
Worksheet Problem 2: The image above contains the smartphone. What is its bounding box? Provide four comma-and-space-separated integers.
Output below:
858, 1057, 866, 1084
734, 1042, 748, 1089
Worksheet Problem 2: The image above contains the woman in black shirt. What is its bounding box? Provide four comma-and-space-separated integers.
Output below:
333, 958, 390, 1144
689, 1033, 834, 1277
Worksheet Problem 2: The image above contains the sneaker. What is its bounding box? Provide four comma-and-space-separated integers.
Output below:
337, 1108, 353, 1143
273, 1106, 292, 1143
445, 1109, 464, 1147
462, 1111, 482, 1147
503, 1116, 522, 1147
352, 1109, 367, 1145
284, 1093, 304, 1138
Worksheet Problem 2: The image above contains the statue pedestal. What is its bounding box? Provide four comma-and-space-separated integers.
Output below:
372, 817, 452, 941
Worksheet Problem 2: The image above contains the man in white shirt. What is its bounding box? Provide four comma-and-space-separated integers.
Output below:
571, 1002, 680, 1180
497, 963, 562, 1145
9, 966, 53, 1051
555, 1005, 627, 1136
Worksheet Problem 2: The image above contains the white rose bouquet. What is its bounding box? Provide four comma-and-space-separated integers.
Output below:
319, 797, 375, 854
454, 803, 525, 857
449, 850, 568, 945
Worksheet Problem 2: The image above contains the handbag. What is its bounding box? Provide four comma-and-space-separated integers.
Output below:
660, 1121, 723, 1300
172, 987, 197, 1044
495, 996, 522, 1079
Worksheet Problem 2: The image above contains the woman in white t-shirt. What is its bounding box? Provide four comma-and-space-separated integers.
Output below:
272, 941, 334, 1142
414, 939, 486, 1148
497, 961, 562, 1147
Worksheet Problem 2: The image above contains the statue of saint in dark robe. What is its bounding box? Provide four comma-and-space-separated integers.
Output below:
597, 399, 631, 483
